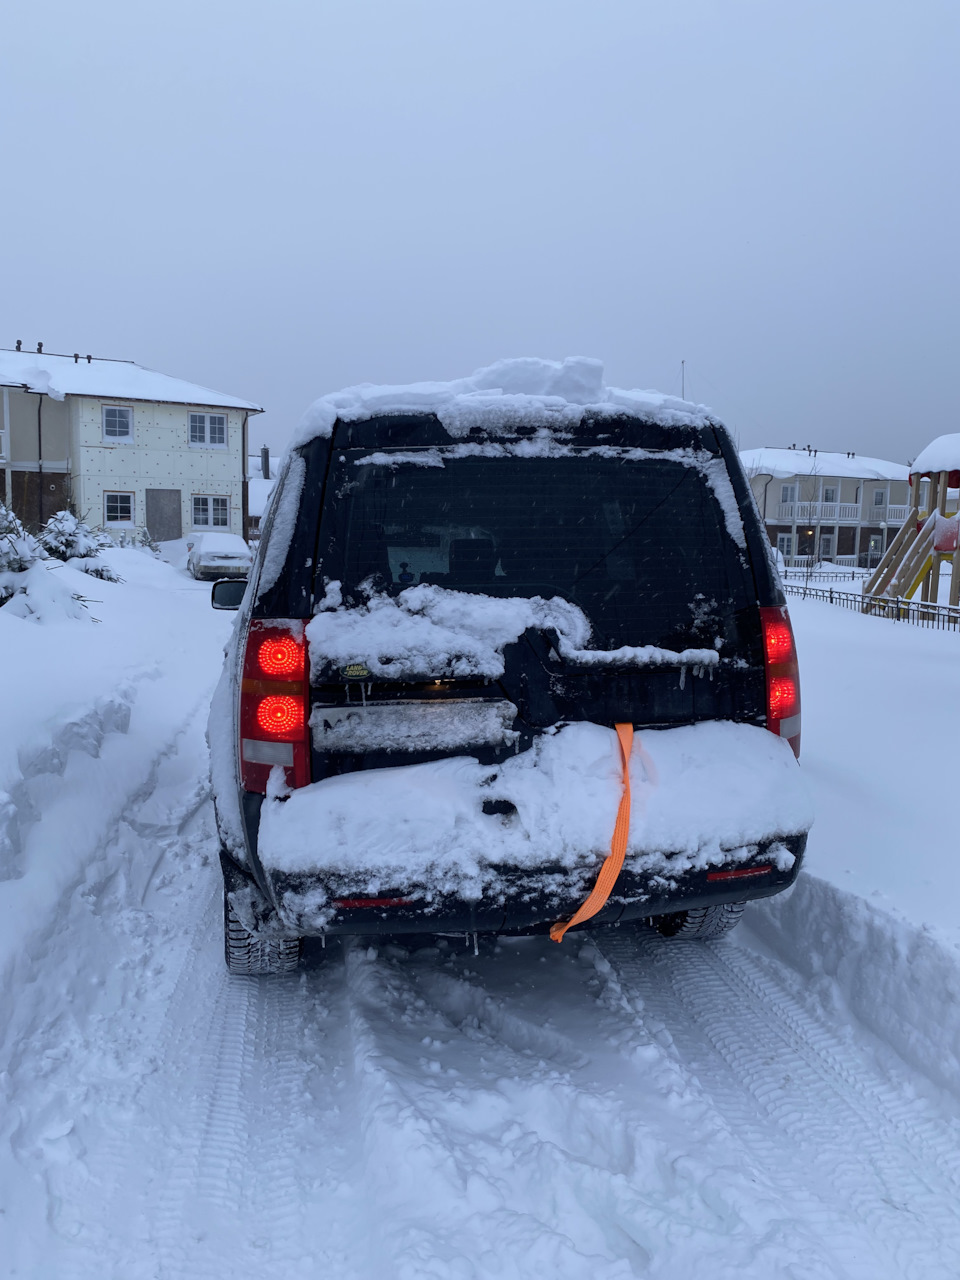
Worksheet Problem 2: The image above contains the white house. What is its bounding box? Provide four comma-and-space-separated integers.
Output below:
0, 345, 262, 541
740, 445, 910, 568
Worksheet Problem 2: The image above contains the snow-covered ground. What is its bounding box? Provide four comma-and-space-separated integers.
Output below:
1, 560, 960, 1278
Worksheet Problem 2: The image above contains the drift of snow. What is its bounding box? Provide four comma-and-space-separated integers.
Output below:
292, 356, 712, 448
258, 720, 811, 902
307, 583, 720, 681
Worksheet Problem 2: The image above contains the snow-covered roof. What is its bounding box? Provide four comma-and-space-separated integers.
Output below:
910, 435, 960, 477
247, 477, 276, 519
739, 446, 908, 482
292, 357, 711, 448
0, 349, 262, 412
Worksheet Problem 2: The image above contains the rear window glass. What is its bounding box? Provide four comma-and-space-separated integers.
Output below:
318, 451, 754, 653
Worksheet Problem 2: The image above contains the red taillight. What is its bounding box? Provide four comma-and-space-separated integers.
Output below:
257, 635, 304, 678
760, 605, 801, 758
707, 865, 772, 881
256, 695, 305, 737
767, 676, 798, 718
240, 620, 310, 791
763, 619, 793, 665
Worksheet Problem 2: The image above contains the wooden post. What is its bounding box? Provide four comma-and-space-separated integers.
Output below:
948, 471, 960, 607
930, 471, 950, 605
921, 475, 939, 602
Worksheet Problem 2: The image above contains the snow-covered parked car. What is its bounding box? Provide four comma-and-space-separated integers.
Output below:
209, 358, 812, 974
188, 532, 252, 581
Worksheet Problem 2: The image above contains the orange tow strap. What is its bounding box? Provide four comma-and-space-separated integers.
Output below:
550, 723, 633, 943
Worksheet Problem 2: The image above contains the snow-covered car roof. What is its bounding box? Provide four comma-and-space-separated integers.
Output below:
0, 349, 262, 412
739, 447, 908, 482
189, 533, 251, 557
290, 357, 713, 450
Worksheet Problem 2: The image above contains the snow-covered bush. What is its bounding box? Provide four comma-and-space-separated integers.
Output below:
39, 510, 112, 560
119, 526, 160, 555
38, 511, 122, 583
0, 503, 44, 578
0, 502, 89, 621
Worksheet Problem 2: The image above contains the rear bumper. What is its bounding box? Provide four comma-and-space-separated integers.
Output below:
195, 565, 249, 580
226, 832, 807, 939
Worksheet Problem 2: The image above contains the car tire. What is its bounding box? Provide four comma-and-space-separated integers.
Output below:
224, 895, 302, 975
651, 901, 746, 940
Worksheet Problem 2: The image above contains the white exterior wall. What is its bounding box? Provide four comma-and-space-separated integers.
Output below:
70, 397, 245, 537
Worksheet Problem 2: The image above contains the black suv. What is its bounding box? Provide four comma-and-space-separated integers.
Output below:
209, 391, 809, 974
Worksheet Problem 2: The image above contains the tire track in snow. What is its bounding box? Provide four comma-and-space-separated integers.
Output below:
341, 940, 631, 1280
596, 927, 960, 1280
341, 939, 856, 1279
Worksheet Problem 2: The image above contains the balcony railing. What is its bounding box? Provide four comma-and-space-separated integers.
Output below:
775, 501, 868, 522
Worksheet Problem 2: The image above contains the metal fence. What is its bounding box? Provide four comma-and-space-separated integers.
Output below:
782, 569, 868, 584
784, 583, 960, 632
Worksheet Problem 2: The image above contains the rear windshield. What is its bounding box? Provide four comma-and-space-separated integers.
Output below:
318, 450, 755, 653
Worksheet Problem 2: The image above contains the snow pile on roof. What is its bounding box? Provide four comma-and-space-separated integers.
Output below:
307, 583, 720, 681
739, 447, 908, 482
293, 357, 712, 446
910, 434, 960, 477
257, 720, 811, 906
247, 477, 276, 519
0, 349, 261, 411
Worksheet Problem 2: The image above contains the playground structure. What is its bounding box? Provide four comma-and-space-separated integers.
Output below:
865, 434, 960, 605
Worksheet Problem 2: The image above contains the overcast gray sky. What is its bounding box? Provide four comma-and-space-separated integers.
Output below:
3, 0, 957, 463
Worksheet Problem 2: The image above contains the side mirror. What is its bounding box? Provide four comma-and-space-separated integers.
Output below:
211, 578, 247, 610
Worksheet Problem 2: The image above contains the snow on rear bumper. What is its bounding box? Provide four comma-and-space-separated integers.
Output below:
264, 833, 807, 936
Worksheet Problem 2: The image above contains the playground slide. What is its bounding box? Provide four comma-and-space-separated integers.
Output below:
880, 511, 959, 600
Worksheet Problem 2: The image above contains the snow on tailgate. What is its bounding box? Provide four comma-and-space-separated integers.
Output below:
257, 720, 811, 897
306, 583, 720, 681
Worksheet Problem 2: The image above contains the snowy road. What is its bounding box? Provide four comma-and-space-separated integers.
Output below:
3, 699, 960, 1279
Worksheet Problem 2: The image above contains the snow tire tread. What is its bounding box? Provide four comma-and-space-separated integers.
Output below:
652, 900, 746, 940
224, 897, 301, 976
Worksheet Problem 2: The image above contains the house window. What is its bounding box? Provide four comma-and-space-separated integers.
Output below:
193, 495, 229, 528
819, 533, 834, 560
780, 484, 797, 504
189, 413, 228, 446
104, 491, 134, 524
873, 488, 886, 507
102, 405, 133, 440
776, 533, 793, 560
822, 485, 837, 504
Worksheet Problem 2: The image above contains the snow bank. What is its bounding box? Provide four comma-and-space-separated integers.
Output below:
292, 356, 712, 448
0, 561, 91, 622
258, 721, 811, 902
307, 583, 720, 681
787, 597, 960, 947
0, 550, 231, 902
749, 873, 960, 1098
